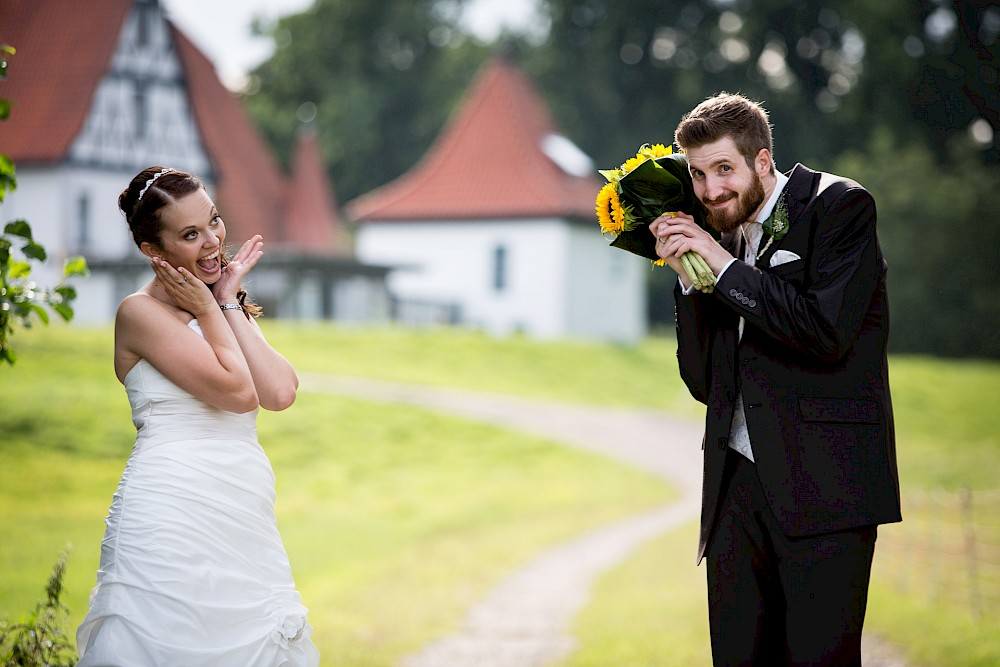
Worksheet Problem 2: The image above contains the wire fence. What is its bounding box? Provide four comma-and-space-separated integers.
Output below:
874, 487, 1000, 622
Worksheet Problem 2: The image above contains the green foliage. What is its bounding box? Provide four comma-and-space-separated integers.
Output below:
244, 0, 491, 203
0, 44, 88, 366
0, 221, 90, 365
834, 132, 1000, 358
242, 0, 1000, 358
0, 550, 78, 667
0, 155, 15, 201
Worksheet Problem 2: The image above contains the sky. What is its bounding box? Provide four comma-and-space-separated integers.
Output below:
161, 0, 541, 90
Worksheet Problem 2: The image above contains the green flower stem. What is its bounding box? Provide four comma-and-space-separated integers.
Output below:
682, 251, 715, 293
680, 253, 701, 289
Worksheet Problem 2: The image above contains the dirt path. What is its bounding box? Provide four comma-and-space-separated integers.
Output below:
300, 374, 911, 667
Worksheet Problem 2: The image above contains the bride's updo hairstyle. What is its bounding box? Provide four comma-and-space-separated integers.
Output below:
120, 166, 202, 250
120, 166, 261, 318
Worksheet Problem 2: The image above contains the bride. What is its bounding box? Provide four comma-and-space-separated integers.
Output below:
76, 167, 320, 666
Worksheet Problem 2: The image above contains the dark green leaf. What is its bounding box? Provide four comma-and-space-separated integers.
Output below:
51, 302, 74, 322
608, 153, 712, 262
54, 285, 77, 301
0, 43, 13, 82
0, 154, 15, 202
3, 219, 31, 240
22, 241, 46, 261
28, 302, 49, 325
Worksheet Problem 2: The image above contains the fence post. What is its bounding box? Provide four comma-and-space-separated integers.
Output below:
959, 488, 983, 620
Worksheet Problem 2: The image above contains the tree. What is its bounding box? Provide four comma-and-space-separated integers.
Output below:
521, 0, 1000, 357
0, 45, 88, 366
241, 0, 1000, 357
834, 131, 1000, 358
244, 0, 492, 203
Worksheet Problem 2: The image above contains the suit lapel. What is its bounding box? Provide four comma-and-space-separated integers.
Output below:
755, 164, 817, 269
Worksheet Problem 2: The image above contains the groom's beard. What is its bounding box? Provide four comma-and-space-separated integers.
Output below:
699, 171, 766, 234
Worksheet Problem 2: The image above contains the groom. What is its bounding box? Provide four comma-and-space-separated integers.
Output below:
650, 92, 901, 666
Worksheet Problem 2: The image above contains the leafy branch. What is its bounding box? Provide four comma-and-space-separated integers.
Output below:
0, 43, 89, 366
0, 549, 78, 667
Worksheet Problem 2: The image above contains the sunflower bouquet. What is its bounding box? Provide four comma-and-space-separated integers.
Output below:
595, 144, 717, 293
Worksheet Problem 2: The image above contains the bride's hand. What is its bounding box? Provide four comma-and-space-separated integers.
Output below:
151, 256, 216, 316
214, 235, 264, 304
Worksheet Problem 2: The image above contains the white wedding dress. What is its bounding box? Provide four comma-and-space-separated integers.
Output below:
76, 319, 320, 667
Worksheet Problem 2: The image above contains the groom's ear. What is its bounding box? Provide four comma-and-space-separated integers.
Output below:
754, 148, 772, 177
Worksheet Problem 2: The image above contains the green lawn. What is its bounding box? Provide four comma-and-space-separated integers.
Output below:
2, 323, 998, 666
558, 355, 1000, 667
0, 324, 671, 664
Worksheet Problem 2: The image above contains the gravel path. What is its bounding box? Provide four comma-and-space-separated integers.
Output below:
300, 374, 911, 667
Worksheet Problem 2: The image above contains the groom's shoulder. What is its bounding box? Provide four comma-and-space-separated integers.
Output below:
786, 163, 870, 203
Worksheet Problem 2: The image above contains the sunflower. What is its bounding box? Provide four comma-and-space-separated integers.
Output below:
620, 154, 648, 175
644, 143, 674, 159
595, 182, 626, 235
620, 143, 675, 175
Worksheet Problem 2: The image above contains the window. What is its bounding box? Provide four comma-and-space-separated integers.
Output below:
492, 245, 507, 292
134, 83, 146, 139
136, 4, 149, 46
76, 192, 90, 249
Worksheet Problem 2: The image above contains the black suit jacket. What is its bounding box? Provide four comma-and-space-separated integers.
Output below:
674, 163, 902, 563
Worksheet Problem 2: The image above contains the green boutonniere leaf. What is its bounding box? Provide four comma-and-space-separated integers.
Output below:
758, 195, 790, 256
762, 195, 789, 242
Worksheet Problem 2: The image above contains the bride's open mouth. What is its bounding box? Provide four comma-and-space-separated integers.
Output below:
197, 249, 221, 273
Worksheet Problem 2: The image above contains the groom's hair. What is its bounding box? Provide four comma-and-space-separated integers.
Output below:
674, 92, 775, 174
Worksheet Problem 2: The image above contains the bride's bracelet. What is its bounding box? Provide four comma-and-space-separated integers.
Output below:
219, 303, 242, 311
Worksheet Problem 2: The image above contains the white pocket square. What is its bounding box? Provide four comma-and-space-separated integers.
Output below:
769, 250, 801, 267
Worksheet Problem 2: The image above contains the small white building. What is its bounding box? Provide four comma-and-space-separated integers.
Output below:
0, 0, 390, 324
348, 58, 647, 343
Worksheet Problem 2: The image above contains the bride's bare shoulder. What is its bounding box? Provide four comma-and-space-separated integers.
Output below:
115, 293, 189, 347
116, 292, 188, 325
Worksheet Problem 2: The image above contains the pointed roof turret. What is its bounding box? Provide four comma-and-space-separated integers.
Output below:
284, 127, 351, 255
347, 57, 600, 222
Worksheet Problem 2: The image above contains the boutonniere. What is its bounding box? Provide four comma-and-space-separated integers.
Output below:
758, 194, 789, 256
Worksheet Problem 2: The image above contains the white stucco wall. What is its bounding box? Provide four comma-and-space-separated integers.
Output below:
0, 165, 143, 323
355, 217, 648, 342
564, 223, 648, 342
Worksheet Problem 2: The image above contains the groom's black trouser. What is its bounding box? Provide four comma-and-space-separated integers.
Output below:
706, 449, 877, 667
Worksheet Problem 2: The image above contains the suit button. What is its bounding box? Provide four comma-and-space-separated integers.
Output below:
749, 299, 757, 307
718, 437, 728, 450
741, 296, 749, 305
729, 288, 738, 297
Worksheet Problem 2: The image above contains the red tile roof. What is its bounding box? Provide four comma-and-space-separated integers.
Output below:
0, 0, 345, 255
284, 128, 352, 254
347, 57, 601, 223
0, 0, 131, 163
